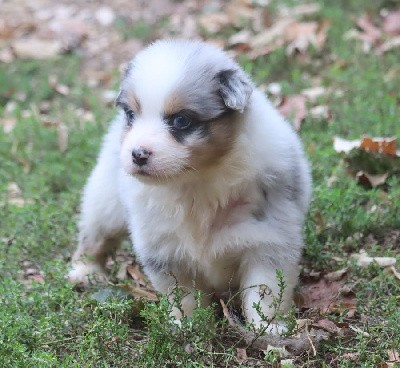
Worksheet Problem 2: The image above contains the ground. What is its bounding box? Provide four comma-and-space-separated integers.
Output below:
0, 0, 399, 367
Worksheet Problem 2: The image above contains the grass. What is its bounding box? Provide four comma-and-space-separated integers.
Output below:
1, 0, 400, 366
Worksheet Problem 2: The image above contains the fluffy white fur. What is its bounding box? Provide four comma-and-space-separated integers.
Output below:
68, 40, 312, 333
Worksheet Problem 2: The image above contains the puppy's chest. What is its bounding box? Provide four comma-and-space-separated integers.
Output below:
134, 183, 263, 252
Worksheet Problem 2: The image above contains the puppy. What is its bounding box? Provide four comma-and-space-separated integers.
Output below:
68, 39, 312, 333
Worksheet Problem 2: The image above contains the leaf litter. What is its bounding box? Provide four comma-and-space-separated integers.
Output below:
1, 0, 399, 363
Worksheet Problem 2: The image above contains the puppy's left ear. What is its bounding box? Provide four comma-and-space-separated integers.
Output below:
216, 69, 253, 113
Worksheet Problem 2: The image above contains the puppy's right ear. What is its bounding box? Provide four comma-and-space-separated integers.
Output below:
216, 69, 253, 113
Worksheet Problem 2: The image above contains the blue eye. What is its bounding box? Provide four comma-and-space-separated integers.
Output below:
125, 110, 136, 126
171, 115, 191, 130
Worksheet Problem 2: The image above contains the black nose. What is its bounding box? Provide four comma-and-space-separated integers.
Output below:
132, 148, 151, 166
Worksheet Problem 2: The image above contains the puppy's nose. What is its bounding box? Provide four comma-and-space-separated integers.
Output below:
132, 148, 151, 166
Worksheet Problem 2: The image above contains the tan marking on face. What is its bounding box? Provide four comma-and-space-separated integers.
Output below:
188, 113, 242, 170
126, 90, 141, 115
164, 92, 185, 116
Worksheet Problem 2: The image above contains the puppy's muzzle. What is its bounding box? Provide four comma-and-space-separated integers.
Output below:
132, 147, 152, 167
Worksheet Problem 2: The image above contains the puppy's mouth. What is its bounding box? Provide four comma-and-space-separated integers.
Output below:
136, 169, 151, 177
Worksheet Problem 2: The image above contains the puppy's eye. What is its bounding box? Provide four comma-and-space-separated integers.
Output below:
171, 115, 192, 130
125, 110, 136, 126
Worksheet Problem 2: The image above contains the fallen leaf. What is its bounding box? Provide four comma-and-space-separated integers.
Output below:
309, 105, 330, 120
383, 9, 400, 35
385, 265, 400, 281
279, 3, 321, 17
225, 0, 255, 27
333, 136, 361, 153
199, 12, 230, 34
2, 117, 17, 133
116, 261, 129, 281
351, 250, 396, 267
297, 278, 356, 314
356, 171, 389, 188
127, 264, 146, 286
278, 95, 307, 130
250, 18, 295, 49
387, 350, 400, 362
228, 29, 253, 46
124, 284, 158, 301
342, 352, 359, 361
324, 268, 348, 282
220, 299, 236, 327
356, 14, 382, 45
360, 136, 397, 156
285, 21, 329, 55
333, 136, 400, 156
266, 82, 282, 96
376, 35, 400, 54
6, 182, 33, 207
0, 47, 14, 63
95, 6, 116, 27
349, 325, 370, 337
301, 86, 327, 101
312, 319, 343, 335
236, 348, 248, 362
12, 39, 63, 59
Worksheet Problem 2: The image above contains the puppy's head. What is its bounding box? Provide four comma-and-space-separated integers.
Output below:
116, 40, 253, 183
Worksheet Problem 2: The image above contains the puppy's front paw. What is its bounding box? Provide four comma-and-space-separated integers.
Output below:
67, 261, 108, 285
250, 319, 288, 336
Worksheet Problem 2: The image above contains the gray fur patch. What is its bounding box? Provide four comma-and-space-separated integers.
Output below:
142, 256, 170, 274
252, 182, 268, 221
285, 162, 303, 202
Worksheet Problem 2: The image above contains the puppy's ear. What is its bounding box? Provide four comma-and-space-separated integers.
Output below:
216, 69, 253, 113
115, 90, 125, 108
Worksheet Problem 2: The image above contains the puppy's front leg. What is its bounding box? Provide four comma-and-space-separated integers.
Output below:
144, 266, 211, 321
240, 258, 299, 334
68, 126, 128, 284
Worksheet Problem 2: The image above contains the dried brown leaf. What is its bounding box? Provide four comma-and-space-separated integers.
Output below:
12, 39, 63, 59
356, 14, 382, 45
385, 266, 400, 281
278, 95, 307, 130
220, 299, 236, 327
127, 264, 146, 286
285, 21, 319, 54
199, 13, 230, 33
312, 319, 343, 335
351, 250, 396, 267
309, 105, 330, 120
387, 349, 400, 362
376, 35, 400, 54
125, 284, 158, 301
297, 278, 356, 314
360, 136, 397, 156
324, 268, 348, 282
356, 171, 389, 188
0, 47, 14, 63
383, 9, 400, 35
250, 18, 294, 49
236, 347, 248, 362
